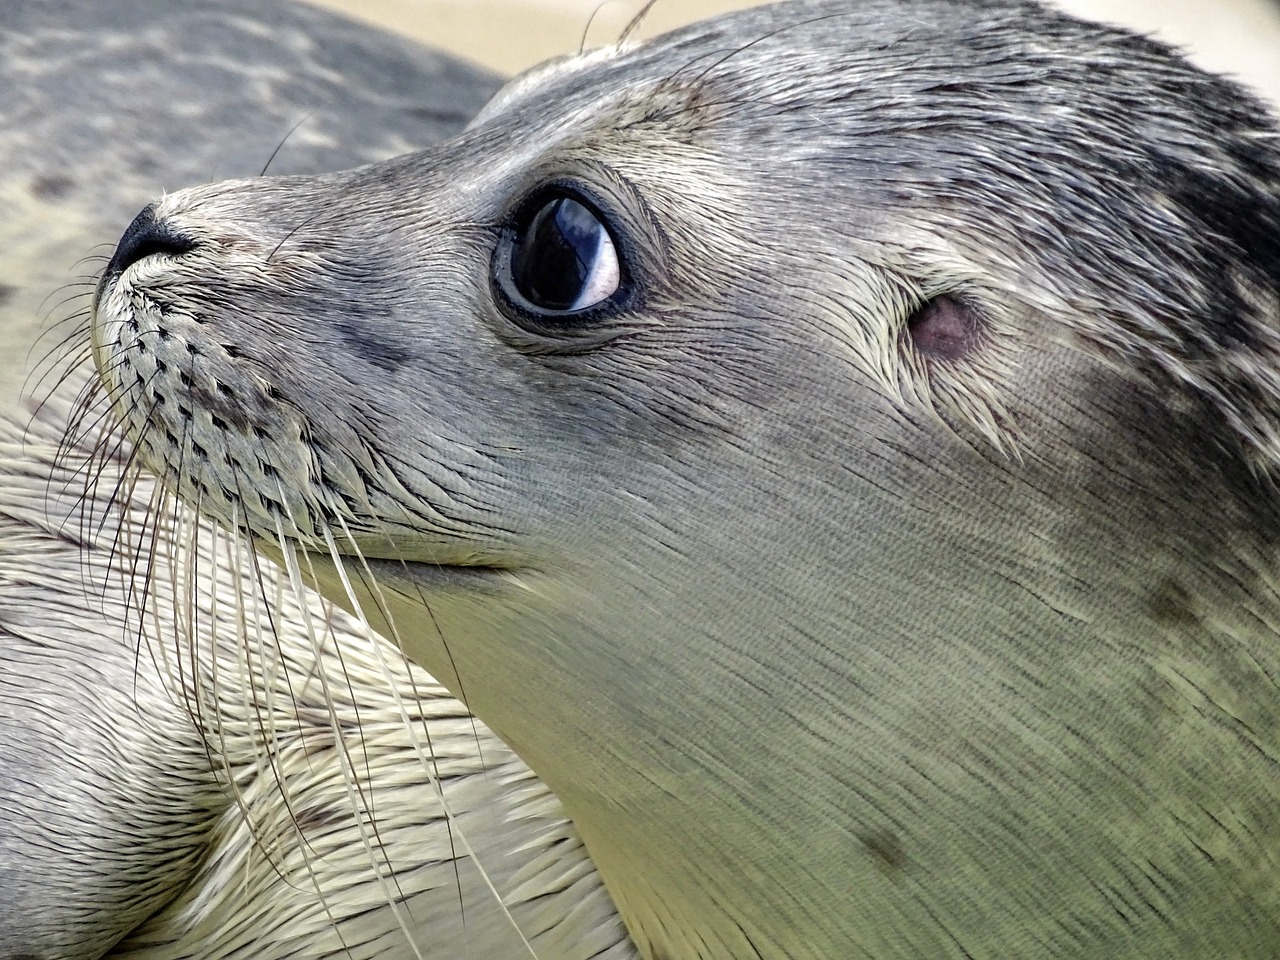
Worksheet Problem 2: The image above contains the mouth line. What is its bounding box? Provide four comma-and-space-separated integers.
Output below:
301, 550, 517, 595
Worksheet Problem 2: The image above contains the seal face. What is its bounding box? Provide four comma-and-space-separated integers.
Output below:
91, 0, 1280, 957
0, 0, 635, 956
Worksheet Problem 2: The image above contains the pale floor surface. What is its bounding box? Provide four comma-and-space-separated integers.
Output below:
303, 0, 1280, 105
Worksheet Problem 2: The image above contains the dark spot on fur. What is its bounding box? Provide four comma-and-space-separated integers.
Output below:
1157, 151, 1279, 352
29, 173, 76, 200
907, 296, 980, 361
0, 283, 15, 305
185, 375, 250, 432
294, 801, 348, 832
858, 828, 906, 874
337, 316, 412, 373
1148, 579, 1201, 627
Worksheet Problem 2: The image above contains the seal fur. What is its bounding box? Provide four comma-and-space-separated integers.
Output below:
91, 0, 1280, 958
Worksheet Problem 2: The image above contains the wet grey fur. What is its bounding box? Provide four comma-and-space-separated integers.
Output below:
92, 0, 1280, 959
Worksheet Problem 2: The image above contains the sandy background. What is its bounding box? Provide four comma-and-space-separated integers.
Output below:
302, 0, 1280, 105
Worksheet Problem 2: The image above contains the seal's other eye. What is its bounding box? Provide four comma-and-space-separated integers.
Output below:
506, 194, 621, 313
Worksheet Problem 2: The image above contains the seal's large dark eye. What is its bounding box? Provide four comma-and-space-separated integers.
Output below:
507, 194, 621, 313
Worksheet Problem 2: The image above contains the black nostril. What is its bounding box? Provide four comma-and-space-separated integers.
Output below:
105, 204, 197, 278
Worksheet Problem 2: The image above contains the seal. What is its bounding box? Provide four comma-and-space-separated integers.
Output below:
89, 0, 1280, 958
0, 1, 634, 957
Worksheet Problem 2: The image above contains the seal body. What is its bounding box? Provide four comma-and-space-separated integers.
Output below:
92, 0, 1280, 958
1, 395, 631, 960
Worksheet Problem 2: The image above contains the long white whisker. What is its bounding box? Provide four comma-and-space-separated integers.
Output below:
320, 513, 542, 960
273, 513, 425, 960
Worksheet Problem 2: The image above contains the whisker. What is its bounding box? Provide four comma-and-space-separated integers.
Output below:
319, 510, 542, 959
259, 110, 318, 178
618, 0, 661, 46
275, 524, 422, 958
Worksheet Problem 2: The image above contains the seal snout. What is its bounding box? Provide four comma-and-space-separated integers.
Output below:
104, 203, 197, 279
